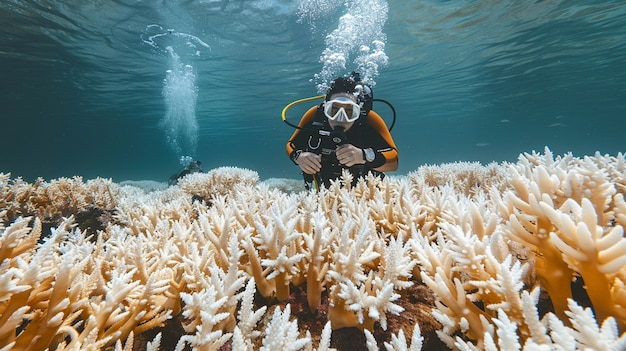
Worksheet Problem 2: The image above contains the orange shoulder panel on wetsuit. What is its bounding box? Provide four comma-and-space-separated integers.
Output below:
367, 111, 399, 163
286, 106, 318, 156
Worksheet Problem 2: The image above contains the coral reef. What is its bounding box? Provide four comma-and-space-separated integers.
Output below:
1, 148, 625, 350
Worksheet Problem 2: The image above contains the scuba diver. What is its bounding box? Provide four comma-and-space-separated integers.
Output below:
284, 73, 398, 190
168, 159, 203, 185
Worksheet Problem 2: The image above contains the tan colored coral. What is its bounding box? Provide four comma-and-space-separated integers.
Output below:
501, 149, 626, 335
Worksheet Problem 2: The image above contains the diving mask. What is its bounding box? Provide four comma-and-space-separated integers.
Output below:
323, 97, 361, 122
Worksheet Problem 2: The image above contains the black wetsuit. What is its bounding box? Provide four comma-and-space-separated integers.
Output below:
286, 105, 398, 189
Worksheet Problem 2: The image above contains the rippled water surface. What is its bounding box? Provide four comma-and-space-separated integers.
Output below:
1, 0, 625, 182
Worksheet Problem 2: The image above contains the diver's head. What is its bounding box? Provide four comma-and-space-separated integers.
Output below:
324, 77, 361, 130
187, 160, 202, 172
325, 76, 357, 101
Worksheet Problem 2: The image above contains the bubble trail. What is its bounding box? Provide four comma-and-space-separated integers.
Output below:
160, 46, 199, 159
299, 0, 389, 92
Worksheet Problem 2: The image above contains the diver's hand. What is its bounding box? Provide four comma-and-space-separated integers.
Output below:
297, 152, 322, 174
336, 144, 366, 167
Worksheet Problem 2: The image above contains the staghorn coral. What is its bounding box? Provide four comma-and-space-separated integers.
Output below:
500, 148, 626, 332
365, 322, 424, 351
0, 174, 118, 223
1, 148, 626, 350
409, 161, 510, 197
177, 166, 259, 200
540, 197, 626, 330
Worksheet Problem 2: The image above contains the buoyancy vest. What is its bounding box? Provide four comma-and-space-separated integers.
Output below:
300, 105, 384, 188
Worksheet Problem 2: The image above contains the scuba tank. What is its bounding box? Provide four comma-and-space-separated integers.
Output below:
350, 71, 373, 119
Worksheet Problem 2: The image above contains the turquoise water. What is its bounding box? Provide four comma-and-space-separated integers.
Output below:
1, 0, 625, 183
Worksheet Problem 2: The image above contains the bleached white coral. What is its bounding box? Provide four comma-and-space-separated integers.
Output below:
236, 278, 267, 344
381, 322, 424, 351
564, 299, 626, 351
336, 271, 403, 330
303, 207, 333, 312
177, 286, 232, 350
177, 166, 259, 199
304, 321, 334, 351
260, 305, 310, 351
2, 153, 626, 350
382, 233, 415, 290
254, 202, 306, 301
